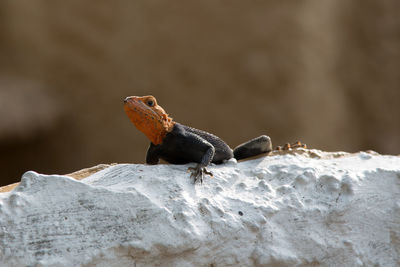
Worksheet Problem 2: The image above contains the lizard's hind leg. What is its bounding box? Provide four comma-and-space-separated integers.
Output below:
233, 135, 272, 161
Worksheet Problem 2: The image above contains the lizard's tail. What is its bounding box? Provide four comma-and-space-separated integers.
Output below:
233, 135, 272, 161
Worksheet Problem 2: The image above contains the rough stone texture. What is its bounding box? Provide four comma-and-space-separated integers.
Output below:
0, 150, 399, 266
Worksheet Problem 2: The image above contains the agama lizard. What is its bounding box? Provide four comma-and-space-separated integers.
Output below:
124, 95, 297, 183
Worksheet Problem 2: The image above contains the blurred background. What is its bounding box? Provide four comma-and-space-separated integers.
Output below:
0, 1, 399, 186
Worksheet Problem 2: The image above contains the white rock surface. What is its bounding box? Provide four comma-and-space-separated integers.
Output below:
0, 150, 399, 266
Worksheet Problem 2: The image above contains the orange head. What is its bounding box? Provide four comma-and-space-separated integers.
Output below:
124, 95, 175, 145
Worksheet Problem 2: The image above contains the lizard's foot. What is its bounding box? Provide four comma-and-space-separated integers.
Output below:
188, 165, 213, 184
275, 141, 307, 151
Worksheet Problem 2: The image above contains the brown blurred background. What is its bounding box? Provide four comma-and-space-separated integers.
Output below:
0, 1, 399, 186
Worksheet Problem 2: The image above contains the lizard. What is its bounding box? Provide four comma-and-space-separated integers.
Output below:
123, 95, 304, 183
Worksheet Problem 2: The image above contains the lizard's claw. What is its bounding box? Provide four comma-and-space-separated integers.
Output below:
188, 165, 213, 184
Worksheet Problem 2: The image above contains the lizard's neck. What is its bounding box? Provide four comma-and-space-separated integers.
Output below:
140, 115, 175, 145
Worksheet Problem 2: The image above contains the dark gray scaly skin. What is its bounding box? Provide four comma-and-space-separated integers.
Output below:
146, 123, 272, 183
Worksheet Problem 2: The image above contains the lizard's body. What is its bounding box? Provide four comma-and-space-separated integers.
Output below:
124, 95, 272, 182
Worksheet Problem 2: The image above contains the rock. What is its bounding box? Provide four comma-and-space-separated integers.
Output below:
0, 150, 399, 266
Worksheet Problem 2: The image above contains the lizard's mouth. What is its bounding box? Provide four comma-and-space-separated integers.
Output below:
124, 96, 158, 119
124, 97, 145, 121
123, 96, 138, 108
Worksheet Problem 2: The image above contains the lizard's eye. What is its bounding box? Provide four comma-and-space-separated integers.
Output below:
146, 100, 154, 107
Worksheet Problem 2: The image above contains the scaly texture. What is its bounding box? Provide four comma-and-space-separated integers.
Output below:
123, 95, 272, 183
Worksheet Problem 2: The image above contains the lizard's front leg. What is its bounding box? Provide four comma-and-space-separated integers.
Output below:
188, 146, 215, 184
146, 143, 161, 164
188, 165, 213, 184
